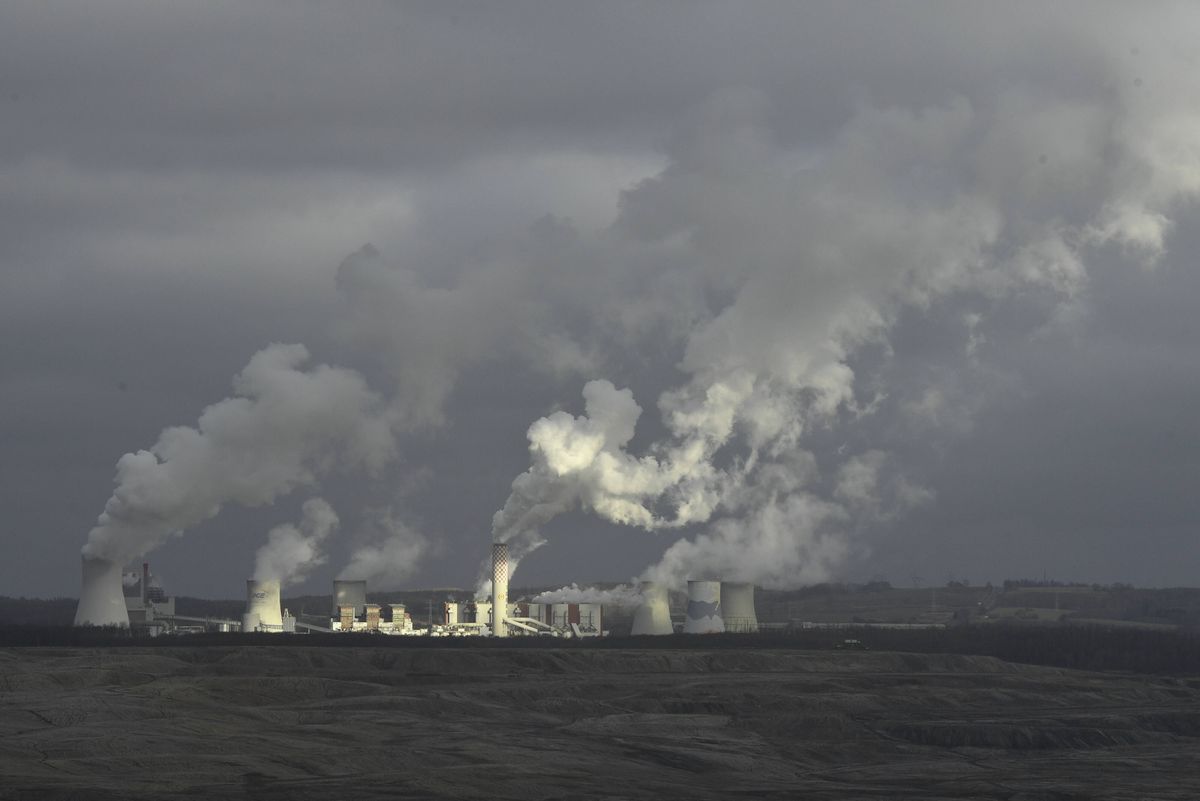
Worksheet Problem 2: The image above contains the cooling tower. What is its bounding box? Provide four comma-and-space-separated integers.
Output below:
74, 555, 130, 627
630, 581, 673, 635
492, 541, 508, 638
720, 582, 759, 633
683, 580, 725, 634
331, 579, 367, 617
245, 579, 283, 631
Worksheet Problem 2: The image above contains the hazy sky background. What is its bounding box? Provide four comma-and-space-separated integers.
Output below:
3, 2, 1199, 598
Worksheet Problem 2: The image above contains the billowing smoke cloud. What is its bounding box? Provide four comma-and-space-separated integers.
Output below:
64, 7, 1200, 596
338, 507, 428, 589
491, 61, 1200, 589
83, 344, 396, 565
532, 583, 643, 607
253, 498, 339, 586
334, 242, 600, 430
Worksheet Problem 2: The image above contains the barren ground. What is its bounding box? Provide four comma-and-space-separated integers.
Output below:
2, 646, 1199, 800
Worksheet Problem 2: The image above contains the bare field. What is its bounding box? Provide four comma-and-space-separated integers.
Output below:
2, 646, 1200, 800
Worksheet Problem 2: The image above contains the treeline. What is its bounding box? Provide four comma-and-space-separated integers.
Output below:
0, 624, 134, 647
0, 597, 76, 626
1002, 578, 1134, 590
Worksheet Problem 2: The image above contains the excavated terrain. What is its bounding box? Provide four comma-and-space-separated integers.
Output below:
2, 646, 1200, 800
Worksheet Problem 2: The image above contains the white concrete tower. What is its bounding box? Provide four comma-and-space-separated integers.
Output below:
720, 582, 759, 633
683, 579, 725, 634
630, 581, 674, 635
491, 541, 509, 638
74, 555, 130, 627
245, 579, 283, 632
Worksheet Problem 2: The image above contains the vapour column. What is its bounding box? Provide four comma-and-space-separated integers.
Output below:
491, 541, 508, 638
631, 581, 674, 635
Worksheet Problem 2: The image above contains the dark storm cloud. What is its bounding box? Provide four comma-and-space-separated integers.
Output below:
2, 2, 1198, 596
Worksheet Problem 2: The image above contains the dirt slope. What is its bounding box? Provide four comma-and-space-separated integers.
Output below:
2, 647, 1199, 800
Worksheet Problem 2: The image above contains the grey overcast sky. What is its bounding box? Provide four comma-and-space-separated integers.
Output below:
3, 2, 1200, 599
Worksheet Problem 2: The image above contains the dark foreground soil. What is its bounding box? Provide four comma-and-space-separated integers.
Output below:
2, 647, 1199, 800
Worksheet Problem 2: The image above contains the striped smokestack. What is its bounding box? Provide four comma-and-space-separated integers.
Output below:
683, 579, 725, 634
491, 541, 508, 638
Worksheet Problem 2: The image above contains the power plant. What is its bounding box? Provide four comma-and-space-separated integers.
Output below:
72, 540, 759, 639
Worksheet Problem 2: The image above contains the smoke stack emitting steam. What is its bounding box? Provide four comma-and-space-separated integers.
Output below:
476, 78, 1200, 595
253, 498, 339, 586
74, 556, 130, 627
77, 58, 1200, 606
491, 542, 508, 638
81, 344, 395, 567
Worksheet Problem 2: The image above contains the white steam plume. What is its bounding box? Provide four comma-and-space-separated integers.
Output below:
252, 498, 339, 586
491, 378, 727, 563
83, 343, 395, 565
338, 507, 428, 589
491, 67, 1200, 590
532, 583, 643, 607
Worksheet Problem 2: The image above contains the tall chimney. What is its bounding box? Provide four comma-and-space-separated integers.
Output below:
491, 541, 508, 638
142, 562, 150, 606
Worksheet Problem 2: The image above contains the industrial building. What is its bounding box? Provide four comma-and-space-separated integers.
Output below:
124, 562, 177, 633
455, 541, 607, 638
435, 599, 603, 638
74, 555, 242, 634
332, 602, 417, 634
74, 542, 760, 640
